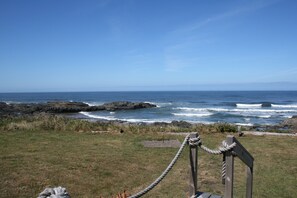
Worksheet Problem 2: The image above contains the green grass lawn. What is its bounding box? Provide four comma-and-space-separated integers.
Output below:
0, 130, 296, 197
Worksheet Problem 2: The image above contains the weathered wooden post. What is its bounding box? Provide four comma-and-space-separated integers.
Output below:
224, 136, 234, 198
246, 165, 253, 198
189, 132, 198, 197
224, 135, 254, 198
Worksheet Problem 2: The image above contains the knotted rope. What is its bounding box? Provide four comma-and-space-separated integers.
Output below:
189, 136, 236, 155
129, 134, 237, 198
188, 135, 236, 184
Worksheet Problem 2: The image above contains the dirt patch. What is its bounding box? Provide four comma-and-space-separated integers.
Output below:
142, 140, 181, 148
243, 131, 297, 136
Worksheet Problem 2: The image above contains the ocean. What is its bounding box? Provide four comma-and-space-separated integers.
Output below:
1, 91, 297, 126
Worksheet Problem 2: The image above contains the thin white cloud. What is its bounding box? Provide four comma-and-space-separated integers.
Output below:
172, 0, 281, 35
164, 0, 282, 73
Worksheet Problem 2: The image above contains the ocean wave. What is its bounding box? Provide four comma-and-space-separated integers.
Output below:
174, 107, 297, 113
173, 113, 213, 117
207, 108, 230, 112
232, 109, 297, 113
174, 107, 209, 112
235, 123, 254, 126
3, 101, 26, 104
271, 104, 297, 108
283, 115, 293, 118
121, 118, 171, 123
79, 112, 117, 120
257, 115, 271, 118
236, 103, 262, 108
79, 112, 171, 123
155, 102, 173, 108
83, 102, 104, 106
143, 101, 172, 108
217, 108, 297, 113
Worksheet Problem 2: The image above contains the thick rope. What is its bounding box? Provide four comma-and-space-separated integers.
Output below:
128, 134, 190, 198
222, 154, 226, 184
188, 135, 236, 184
189, 136, 236, 155
129, 134, 237, 198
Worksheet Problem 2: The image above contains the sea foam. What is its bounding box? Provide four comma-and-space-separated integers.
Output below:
235, 123, 254, 126
257, 115, 272, 118
174, 107, 211, 112
271, 104, 297, 108
145, 101, 172, 108
236, 103, 262, 108
83, 102, 104, 106
173, 113, 213, 117
79, 112, 116, 121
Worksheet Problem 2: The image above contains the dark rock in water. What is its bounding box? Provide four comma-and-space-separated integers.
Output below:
43, 102, 89, 113
47, 101, 89, 108
0, 101, 156, 117
85, 105, 105, 111
102, 101, 156, 111
261, 102, 272, 107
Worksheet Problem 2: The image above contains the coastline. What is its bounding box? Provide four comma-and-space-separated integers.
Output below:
2, 91, 297, 127
1, 100, 297, 134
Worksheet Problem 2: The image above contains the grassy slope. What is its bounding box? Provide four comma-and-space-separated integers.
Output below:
0, 130, 296, 197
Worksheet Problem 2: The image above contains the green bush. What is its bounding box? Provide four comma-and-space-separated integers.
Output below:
215, 123, 237, 133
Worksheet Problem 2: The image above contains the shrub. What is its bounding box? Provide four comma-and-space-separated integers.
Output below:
215, 123, 237, 133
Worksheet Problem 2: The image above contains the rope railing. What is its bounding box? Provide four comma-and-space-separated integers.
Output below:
188, 136, 236, 154
129, 133, 236, 198
188, 135, 236, 184
128, 134, 191, 198
37, 133, 253, 198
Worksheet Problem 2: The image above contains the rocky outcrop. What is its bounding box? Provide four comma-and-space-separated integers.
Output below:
279, 116, 297, 131
43, 102, 89, 113
0, 101, 156, 117
103, 101, 155, 111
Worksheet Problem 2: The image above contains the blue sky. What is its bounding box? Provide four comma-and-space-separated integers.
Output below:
0, 0, 297, 92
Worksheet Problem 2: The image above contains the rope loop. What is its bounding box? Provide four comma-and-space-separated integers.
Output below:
188, 136, 202, 147
190, 137, 237, 155
219, 141, 237, 153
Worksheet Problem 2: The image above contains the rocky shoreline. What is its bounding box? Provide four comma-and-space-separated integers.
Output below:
0, 101, 156, 117
1, 101, 297, 133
